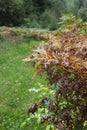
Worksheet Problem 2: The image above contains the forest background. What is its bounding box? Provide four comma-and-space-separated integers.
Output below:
0, 0, 87, 30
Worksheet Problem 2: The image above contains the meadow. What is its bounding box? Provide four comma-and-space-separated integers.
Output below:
0, 39, 51, 130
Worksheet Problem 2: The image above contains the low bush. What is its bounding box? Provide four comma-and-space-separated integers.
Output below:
24, 23, 87, 130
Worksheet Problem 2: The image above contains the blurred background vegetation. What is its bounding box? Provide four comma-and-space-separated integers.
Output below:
0, 0, 87, 30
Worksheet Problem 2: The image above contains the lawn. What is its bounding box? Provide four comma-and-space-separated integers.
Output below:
0, 39, 50, 130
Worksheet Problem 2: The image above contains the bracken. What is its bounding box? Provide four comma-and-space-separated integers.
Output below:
24, 28, 87, 130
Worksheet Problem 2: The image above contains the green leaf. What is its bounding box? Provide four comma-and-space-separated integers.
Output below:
20, 121, 26, 128
46, 125, 55, 130
56, 81, 62, 89
70, 73, 76, 80
37, 117, 41, 125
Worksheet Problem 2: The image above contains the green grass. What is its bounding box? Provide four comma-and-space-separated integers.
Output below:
0, 39, 50, 130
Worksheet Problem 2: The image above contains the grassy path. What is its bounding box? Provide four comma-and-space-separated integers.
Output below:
0, 40, 48, 130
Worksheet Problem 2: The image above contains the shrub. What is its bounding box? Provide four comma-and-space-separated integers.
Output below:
24, 22, 87, 130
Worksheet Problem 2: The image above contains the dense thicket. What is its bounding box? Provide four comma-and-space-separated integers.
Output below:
0, 0, 87, 29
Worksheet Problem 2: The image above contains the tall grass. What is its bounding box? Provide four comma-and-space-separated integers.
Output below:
0, 40, 48, 130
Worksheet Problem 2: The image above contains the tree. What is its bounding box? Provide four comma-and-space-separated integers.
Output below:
73, 0, 87, 21
0, 0, 25, 26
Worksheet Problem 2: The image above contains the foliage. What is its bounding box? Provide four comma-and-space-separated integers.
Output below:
40, 9, 58, 30
0, 0, 87, 29
70, 0, 87, 22
0, 0, 66, 29
78, 7, 87, 21
0, 0, 25, 26
57, 14, 87, 35
24, 25, 87, 129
